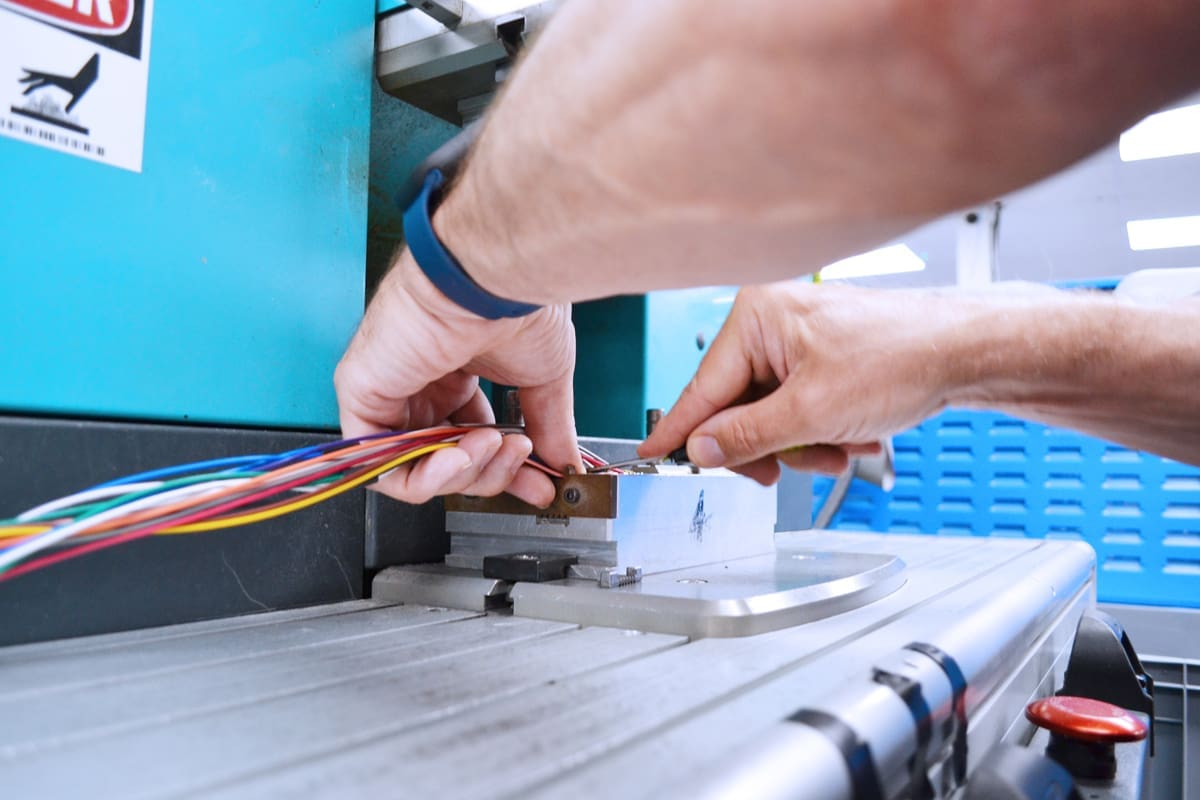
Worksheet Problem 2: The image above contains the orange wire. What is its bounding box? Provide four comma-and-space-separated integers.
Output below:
0, 426, 572, 549
75, 427, 471, 536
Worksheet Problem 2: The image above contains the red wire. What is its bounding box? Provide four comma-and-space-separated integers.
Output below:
0, 440, 436, 582
1, 429, 577, 581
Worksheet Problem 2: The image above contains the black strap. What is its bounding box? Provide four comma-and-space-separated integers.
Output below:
786, 708, 884, 800
906, 642, 969, 784
873, 668, 935, 800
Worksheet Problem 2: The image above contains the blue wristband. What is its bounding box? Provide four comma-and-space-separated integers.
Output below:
401, 169, 541, 320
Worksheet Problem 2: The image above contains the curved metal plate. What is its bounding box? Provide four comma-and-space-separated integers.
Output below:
510, 550, 907, 638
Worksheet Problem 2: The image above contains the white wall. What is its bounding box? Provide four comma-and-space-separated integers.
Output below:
839, 92, 1200, 289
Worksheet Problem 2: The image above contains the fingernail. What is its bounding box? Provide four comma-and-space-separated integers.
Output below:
689, 435, 725, 467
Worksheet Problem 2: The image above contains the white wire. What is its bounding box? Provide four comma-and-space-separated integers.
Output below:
0, 479, 249, 572
15, 482, 165, 523
13, 447, 390, 523
1, 439, 456, 572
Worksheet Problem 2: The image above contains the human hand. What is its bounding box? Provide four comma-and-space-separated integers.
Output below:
334, 251, 581, 507
640, 282, 964, 484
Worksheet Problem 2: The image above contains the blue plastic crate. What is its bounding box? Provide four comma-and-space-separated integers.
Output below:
814, 410, 1200, 608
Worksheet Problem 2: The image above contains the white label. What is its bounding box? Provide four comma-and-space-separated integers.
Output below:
0, 0, 154, 172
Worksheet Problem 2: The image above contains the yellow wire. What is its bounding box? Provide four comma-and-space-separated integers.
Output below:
165, 442, 455, 533
0, 524, 52, 539
0, 442, 456, 541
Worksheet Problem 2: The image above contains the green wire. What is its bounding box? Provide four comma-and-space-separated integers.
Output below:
0, 467, 354, 577
0, 470, 349, 527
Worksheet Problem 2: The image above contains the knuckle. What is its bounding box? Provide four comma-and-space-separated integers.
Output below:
735, 285, 763, 305
405, 488, 435, 505
687, 369, 725, 413
721, 416, 764, 462
387, 475, 433, 506
332, 359, 352, 393
461, 479, 501, 499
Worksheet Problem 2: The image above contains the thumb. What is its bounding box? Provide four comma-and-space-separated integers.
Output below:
687, 389, 809, 468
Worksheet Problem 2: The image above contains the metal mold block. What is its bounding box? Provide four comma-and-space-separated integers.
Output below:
446, 471, 778, 573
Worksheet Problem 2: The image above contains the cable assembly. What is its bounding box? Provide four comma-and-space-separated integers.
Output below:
0, 426, 616, 582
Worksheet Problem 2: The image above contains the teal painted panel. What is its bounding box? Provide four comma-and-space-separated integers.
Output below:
573, 296, 647, 439
572, 288, 735, 440
644, 287, 737, 416
367, 81, 458, 291
0, 4, 374, 429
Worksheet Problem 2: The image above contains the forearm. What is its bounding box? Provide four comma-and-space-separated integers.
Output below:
948, 293, 1200, 464
436, 0, 1200, 305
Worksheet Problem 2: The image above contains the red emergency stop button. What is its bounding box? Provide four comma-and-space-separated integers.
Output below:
1025, 696, 1148, 743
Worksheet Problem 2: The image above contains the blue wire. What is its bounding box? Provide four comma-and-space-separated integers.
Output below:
94, 456, 272, 488
93, 432, 407, 489
248, 432, 403, 472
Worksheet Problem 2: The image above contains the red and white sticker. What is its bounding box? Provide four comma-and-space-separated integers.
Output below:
0, 1, 137, 36
0, 0, 154, 172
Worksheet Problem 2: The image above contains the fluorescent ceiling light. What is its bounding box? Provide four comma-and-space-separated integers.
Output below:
1120, 104, 1200, 162
1126, 215, 1200, 251
821, 244, 926, 280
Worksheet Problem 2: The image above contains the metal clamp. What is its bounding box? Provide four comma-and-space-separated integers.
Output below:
569, 564, 643, 589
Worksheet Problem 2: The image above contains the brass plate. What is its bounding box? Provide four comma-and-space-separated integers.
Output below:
446, 473, 618, 519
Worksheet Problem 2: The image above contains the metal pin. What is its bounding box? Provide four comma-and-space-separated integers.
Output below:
586, 456, 664, 473
501, 388, 523, 426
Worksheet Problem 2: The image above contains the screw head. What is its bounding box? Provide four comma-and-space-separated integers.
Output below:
563, 487, 582, 505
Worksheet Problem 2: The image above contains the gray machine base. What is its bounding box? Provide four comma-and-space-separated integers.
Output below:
0, 533, 1096, 799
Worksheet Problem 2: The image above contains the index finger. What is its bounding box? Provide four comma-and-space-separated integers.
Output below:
639, 318, 753, 459
520, 372, 584, 475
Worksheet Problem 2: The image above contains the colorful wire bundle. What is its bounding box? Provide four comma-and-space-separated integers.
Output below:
0, 426, 614, 583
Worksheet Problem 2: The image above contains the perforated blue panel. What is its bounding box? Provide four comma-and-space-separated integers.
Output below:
815, 410, 1200, 607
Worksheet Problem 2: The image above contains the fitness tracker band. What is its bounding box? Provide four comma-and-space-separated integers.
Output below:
397, 124, 541, 320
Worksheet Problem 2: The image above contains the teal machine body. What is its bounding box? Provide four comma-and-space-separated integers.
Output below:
0, 2, 381, 645
0, 0, 731, 644
0, 0, 890, 647
0, 3, 374, 428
